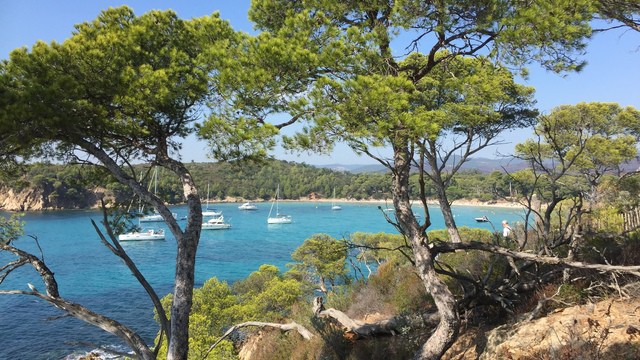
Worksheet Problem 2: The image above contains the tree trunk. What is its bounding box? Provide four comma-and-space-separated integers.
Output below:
391, 145, 459, 360
163, 158, 202, 360
434, 183, 462, 243
80, 140, 203, 359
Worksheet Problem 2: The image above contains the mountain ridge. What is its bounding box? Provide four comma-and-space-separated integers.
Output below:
315, 157, 530, 173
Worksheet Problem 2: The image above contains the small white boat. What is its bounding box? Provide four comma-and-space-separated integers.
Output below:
202, 215, 231, 230
139, 168, 178, 222
267, 214, 293, 224
119, 228, 165, 241
139, 211, 178, 222
475, 216, 489, 223
202, 183, 222, 217
331, 188, 342, 211
238, 202, 258, 210
267, 185, 292, 224
202, 209, 223, 217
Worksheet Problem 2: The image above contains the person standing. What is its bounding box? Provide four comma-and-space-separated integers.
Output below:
502, 220, 512, 238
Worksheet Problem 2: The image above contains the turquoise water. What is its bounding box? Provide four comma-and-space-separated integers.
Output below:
0, 202, 523, 359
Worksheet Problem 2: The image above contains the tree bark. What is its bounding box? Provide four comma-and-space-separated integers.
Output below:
434, 183, 462, 243
161, 156, 202, 360
79, 140, 203, 359
391, 145, 459, 360
432, 240, 640, 277
317, 307, 400, 338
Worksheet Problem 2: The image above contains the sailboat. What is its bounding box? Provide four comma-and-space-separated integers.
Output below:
202, 183, 222, 217
139, 167, 177, 222
267, 184, 292, 224
331, 188, 342, 211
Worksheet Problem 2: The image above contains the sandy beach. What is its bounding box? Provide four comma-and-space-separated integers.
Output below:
221, 197, 525, 209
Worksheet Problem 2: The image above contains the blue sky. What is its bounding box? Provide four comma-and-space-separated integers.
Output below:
2, 1, 639, 165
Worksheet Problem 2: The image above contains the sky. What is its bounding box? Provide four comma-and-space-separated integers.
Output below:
1, 1, 639, 165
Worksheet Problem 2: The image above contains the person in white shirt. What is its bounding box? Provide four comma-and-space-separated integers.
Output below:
502, 220, 512, 238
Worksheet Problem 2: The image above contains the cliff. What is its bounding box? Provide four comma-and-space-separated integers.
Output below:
0, 186, 110, 211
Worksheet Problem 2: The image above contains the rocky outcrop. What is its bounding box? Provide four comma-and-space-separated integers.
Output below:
444, 298, 640, 359
0, 186, 112, 211
0, 187, 48, 211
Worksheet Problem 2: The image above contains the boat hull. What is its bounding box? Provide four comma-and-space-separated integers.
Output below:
267, 215, 292, 224
238, 202, 258, 210
119, 229, 165, 241
202, 210, 223, 217
202, 223, 231, 230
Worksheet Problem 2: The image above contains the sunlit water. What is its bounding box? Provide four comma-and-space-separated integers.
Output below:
0, 202, 523, 359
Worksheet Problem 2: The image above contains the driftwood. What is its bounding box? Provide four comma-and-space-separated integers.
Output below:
205, 296, 428, 355
313, 296, 403, 339
204, 321, 315, 358
317, 308, 399, 338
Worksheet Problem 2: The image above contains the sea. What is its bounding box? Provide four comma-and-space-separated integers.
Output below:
0, 202, 523, 359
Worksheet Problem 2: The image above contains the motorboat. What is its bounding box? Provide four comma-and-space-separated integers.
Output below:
118, 228, 165, 241
475, 216, 489, 223
267, 185, 292, 224
238, 202, 258, 210
202, 215, 231, 230
139, 211, 178, 222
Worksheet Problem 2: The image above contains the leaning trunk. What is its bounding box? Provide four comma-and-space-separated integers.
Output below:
392, 146, 459, 359
163, 159, 203, 360
434, 182, 462, 243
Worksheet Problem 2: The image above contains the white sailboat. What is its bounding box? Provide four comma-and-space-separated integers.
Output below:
202, 183, 222, 217
139, 167, 177, 222
331, 187, 342, 211
267, 185, 292, 224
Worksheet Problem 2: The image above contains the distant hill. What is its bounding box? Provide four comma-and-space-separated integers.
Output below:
317, 157, 530, 174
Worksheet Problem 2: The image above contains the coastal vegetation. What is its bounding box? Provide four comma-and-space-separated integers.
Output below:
1, 1, 640, 360
0, 159, 527, 210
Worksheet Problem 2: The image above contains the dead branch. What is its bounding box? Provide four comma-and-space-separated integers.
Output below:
317, 307, 399, 338
204, 321, 314, 359
432, 241, 640, 277
93, 198, 170, 350
0, 242, 155, 360
0, 281, 154, 359
517, 284, 571, 322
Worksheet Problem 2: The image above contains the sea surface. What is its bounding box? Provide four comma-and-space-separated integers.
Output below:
0, 202, 523, 359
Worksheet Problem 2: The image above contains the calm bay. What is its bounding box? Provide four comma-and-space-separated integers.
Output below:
1, 202, 523, 359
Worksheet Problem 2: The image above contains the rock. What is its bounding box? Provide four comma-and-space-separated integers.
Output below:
444, 298, 640, 359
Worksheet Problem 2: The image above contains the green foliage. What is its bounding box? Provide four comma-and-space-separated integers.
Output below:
156, 266, 307, 359
429, 226, 495, 243
1, 160, 525, 209
350, 231, 410, 270
0, 213, 24, 245
366, 261, 432, 314
233, 264, 307, 319
290, 234, 349, 292
430, 227, 509, 296
0, 6, 239, 165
